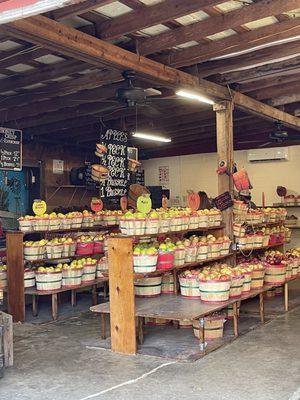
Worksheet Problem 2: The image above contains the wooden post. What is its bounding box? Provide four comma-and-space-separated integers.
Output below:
214, 101, 234, 238
0, 311, 13, 367
7, 232, 25, 322
108, 237, 136, 354
259, 293, 265, 323
284, 282, 289, 312
232, 302, 239, 337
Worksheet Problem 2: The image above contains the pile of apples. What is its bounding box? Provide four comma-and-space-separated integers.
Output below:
37, 265, 62, 273
0, 264, 7, 271
198, 264, 233, 281
76, 235, 94, 243
24, 239, 48, 247
133, 243, 158, 256
264, 250, 286, 265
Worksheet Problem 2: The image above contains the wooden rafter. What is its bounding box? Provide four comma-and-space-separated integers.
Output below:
156, 18, 300, 68
97, 0, 223, 40
137, 0, 300, 55
51, 0, 115, 20
3, 15, 300, 131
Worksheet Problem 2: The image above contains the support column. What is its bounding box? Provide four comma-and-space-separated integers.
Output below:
7, 231, 25, 322
108, 237, 136, 354
214, 101, 234, 238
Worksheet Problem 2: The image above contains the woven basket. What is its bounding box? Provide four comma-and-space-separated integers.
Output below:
46, 244, 63, 259
134, 276, 162, 297
19, 219, 33, 232
197, 243, 208, 261
24, 245, 45, 261
133, 254, 158, 273
221, 240, 231, 256
62, 268, 83, 288
48, 218, 61, 231
242, 272, 252, 293
229, 276, 244, 298
36, 271, 62, 291
82, 216, 94, 227
291, 261, 298, 277
82, 263, 97, 282
174, 248, 185, 267
193, 314, 226, 341
145, 218, 159, 235
0, 270, 7, 289
24, 269, 35, 288
250, 268, 265, 289
199, 279, 231, 303
62, 242, 76, 257
161, 273, 174, 294
179, 276, 200, 298
185, 245, 197, 263
264, 263, 286, 286
285, 262, 293, 280
198, 214, 209, 228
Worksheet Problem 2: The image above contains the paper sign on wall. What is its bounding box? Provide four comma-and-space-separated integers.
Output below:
53, 159, 64, 174
159, 166, 169, 189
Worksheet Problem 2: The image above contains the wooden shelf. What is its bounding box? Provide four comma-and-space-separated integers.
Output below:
121, 224, 225, 239
273, 203, 300, 207
24, 252, 104, 265
25, 277, 108, 296
245, 222, 285, 228
20, 224, 118, 236
237, 242, 285, 253
134, 252, 234, 279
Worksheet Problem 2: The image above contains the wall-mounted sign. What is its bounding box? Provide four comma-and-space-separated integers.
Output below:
137, 194, 152, 214
91, 198, 103, 212
99, 129, 129, 200
32, 199, 47, 216
53, 159, 64, 174
158, 165, 169, 189
0, 127, 22, 171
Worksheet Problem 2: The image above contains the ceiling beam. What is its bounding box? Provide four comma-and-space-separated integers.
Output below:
196, 40, 300, 78
0, 46, 50, 69
97, 0, 223, 40
3, 15, 300, 131
156, 17, 300, 68
51, 0, 114, 20
239, 72, 300, 93
270, 93, 300, 107
137, 0, 300, 55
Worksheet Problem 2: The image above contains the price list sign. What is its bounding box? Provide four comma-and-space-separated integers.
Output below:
100, 129, 129, 199
0, 127, 22, 171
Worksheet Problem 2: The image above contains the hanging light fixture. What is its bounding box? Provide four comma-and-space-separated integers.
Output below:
176, 90, 214, 105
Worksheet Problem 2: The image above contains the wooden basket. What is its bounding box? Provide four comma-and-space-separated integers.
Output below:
0, 270, 7, 289
179, 276, 200, 298
62, 268, 83, 288
145, 218, 160, 235
62, 242, 76, 257
134, 276, 162, 297
24, 269, 35, 288
161, 273, 174, 294
197, 243, 208, 261
133, 254, 157, 273
24, 245, 45, 261
145, 318, 170, 326
174, 248, 185, 267
291, 261, 298, 277
193, 314, 226, 341
250, 268, 265, 290
46, 244, 64, 259
179, 319, 193, 329
229, 276, 244, 298
35, 271, 62, 291
185, 245, 197, 263
285, 262, 292, 280
264, 263, 286, 286
82, 263, 97, 282
199, 279, 231, 303
242, 272, 252, 293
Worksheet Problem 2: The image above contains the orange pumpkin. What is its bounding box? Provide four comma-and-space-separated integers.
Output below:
187, 192, 200, 211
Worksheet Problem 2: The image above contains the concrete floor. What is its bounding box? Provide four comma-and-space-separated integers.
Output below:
1, 300, 300, 400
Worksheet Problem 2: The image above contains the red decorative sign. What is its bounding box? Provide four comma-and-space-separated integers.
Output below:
91, 198, 103, 212
120, 196, 128, 211
187, 192, 200, 211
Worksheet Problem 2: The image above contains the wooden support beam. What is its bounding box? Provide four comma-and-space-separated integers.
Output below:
270, 93, 300, 107
195, 40, 300, 78
0, 312, 13, 367
137, 0, 300, 55
214, 101, 234, 237
3, 15, 300, 130
98, 0, 223, 40
156, 18, 300, 68
249, 81, 300, 101
0, 46, 49, 69
239, 72, 300, 93
7, 232, 25, 322
108, 237, 136, 354
52, 0, 115, 20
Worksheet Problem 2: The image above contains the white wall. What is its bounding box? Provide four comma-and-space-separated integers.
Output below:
143, 145, 300, 206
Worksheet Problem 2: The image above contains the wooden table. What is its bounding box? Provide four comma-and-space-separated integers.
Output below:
26, 277, 108, 320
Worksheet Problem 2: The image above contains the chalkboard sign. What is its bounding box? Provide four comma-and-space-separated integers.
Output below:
85, 162, 97, 188
214, 191, 233, 211
0, 127, 22, 171
99, 129, 129, 199
135, 169, 145, 186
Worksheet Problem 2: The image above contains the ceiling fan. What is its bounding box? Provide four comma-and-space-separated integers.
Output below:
70, 70, 167, 117
238, 121, 300, 148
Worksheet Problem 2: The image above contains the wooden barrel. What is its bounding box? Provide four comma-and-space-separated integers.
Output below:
229, 276, 244, 298
264, 263, 286, 286
198, 279, 231, 303
62, 268, 83, 288
179, 276, 201, 299
193, 314, 226, 341
82, 264, 97, 282
134, 276, 162, 297
35, 271, 62, 291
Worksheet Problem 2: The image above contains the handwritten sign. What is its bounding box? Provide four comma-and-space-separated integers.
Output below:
32, 199, 47, 216
137, 195, 152, 214
91, 198, 103, 212
99, 129, 129, 199
0, 127, 22, 171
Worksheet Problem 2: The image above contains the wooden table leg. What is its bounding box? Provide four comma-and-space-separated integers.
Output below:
259, 293, 265, 323
32, 294, 38, 317
71, 290, 76, 307
137, 317, 144, 345
92, 285, 98, 305
101, 313, 106, 340
198, 317, 205, 352
233, 302, 239, 337
52, 293, 58, 321
103, 282, 108, 298
284, 282, 289, 312
173, 270, 178, 295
